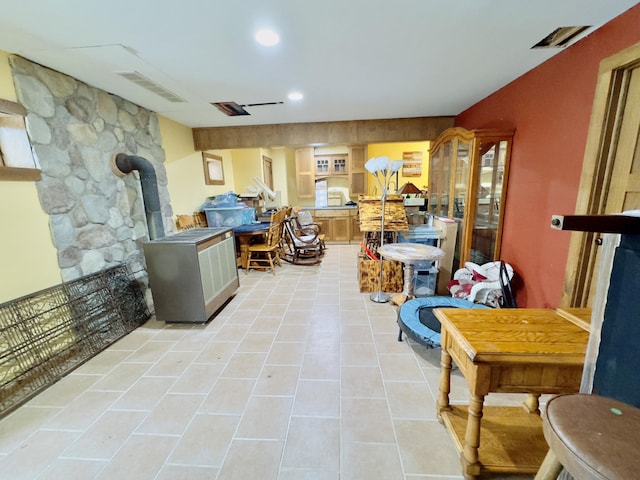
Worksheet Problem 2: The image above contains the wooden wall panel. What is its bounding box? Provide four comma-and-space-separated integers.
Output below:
193, 116, 455, 150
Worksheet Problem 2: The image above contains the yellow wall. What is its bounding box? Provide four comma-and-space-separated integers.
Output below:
367, 141, 430, 194
231, 149, 262, 196
0, 55, 219, 303
160, 115, 235, 215
268, 148, 292, 206
0, 50, 61, 303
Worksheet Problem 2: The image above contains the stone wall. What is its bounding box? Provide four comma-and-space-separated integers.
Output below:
9, 55, 173, 287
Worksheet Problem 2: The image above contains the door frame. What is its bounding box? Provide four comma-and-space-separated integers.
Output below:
561, 42, 640, 308
262, 155, 274, 190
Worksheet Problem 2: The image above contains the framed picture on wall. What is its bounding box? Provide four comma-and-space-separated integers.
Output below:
203, 152, 224, 185
402, 151, 422, 177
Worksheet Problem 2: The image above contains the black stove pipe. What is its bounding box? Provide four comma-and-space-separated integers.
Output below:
111, 153, 165, 240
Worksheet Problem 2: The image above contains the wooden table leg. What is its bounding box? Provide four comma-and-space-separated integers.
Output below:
524, 393, 542, 414
437, 339, 453, 421
461, 393, 485, 479
402, 263, 415, 298
533, 450, 563, 480
240, 244, 249, 269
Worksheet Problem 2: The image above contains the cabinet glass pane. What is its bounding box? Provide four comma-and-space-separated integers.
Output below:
440, 142, 451, 217
470, 140, 507, 264
429, 142, 452, 217
453, 140, 470, 219
428, 148, 440, 215
333, 157, 347, 174
316, 157, 329, 174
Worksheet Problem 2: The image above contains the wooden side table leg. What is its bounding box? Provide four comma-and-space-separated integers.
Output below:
524, 393, 541, 414
461, 393, 485, 479
534, 450, 563, 480
402, 263, 415, 299
437, 342, 452, 421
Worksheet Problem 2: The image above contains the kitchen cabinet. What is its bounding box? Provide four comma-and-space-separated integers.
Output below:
295, 147, 315, 198
311, 208, 361, 244
297, 146, 367, 199
428, 127, 514, 270
143, 228, 239, 323
350, 209, 361, 242
348, 145, 367, 196
315, 154, 348, 177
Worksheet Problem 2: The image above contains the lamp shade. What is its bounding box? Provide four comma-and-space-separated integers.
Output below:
390, 160, 403, 173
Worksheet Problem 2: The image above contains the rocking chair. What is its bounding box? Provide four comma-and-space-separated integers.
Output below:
281, 216, 323, 265
294, 210, 326, 251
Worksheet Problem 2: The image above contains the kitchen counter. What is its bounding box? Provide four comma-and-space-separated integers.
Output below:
301, 205, 358, 210
299, 206, 359, 244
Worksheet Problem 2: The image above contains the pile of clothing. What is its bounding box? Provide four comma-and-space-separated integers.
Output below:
447, 261, 514, 307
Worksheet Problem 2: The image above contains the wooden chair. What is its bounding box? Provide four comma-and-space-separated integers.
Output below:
176, 212, 207, 231
281, 215, 323, 265
176, 214, 197, 230
246, 209, 285, 274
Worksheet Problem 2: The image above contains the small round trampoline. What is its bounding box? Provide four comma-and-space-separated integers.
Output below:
398, 296, 490, 348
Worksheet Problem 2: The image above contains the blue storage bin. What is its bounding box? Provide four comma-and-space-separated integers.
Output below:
204, 207, 255, 228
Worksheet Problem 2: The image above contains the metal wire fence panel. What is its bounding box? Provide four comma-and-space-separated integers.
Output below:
0, 264, 149, 418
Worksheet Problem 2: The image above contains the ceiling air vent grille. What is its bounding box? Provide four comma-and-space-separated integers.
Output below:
532, 26, 591, 49
117, 71, 185, 103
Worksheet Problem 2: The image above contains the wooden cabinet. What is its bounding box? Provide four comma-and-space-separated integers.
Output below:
295, 147, 315, 198
350, 210, 361, 242
348, 145, 367, 196
314, 208, 354, 243
315, 154, 348, 176
332, 216, 350, 242
297, 146, 366, 199
428, 127, 514, 269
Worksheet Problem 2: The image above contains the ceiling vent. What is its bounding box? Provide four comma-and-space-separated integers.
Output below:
117, 71, 185, 103
532, 26, 591, 49
212, 101, 284, 116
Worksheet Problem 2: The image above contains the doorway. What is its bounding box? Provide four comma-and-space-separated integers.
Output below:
562, 42, 640, 308
262, 155, 274, 191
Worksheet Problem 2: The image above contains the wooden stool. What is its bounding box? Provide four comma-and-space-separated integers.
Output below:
536, 394, 640, 480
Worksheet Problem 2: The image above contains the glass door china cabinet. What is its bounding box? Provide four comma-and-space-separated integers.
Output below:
428, 127, 514, 271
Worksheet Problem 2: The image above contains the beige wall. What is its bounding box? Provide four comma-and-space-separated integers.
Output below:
0, 50, 60, 303
160, 115, 235, 216
0, 53, 217, 303
268, 148, 292, 206
230, 148, 262, 197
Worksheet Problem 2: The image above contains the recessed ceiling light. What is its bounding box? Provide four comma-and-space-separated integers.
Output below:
288, 91, 304, 101
255, 29, 280, 47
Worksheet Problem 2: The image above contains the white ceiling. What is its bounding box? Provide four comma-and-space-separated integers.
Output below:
0, 1, 637, 128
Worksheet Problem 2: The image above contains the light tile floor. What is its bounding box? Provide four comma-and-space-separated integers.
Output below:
0, 245, 535, 480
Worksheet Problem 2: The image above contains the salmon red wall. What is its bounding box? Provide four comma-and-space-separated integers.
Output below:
455, 5, 640, 307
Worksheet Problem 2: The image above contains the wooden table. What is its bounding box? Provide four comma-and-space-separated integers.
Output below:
434, 308, 589, 479
377, 242, 444, 305
233, 223, 270, 269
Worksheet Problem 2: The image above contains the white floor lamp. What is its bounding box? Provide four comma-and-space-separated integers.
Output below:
365, 157, 403, 303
